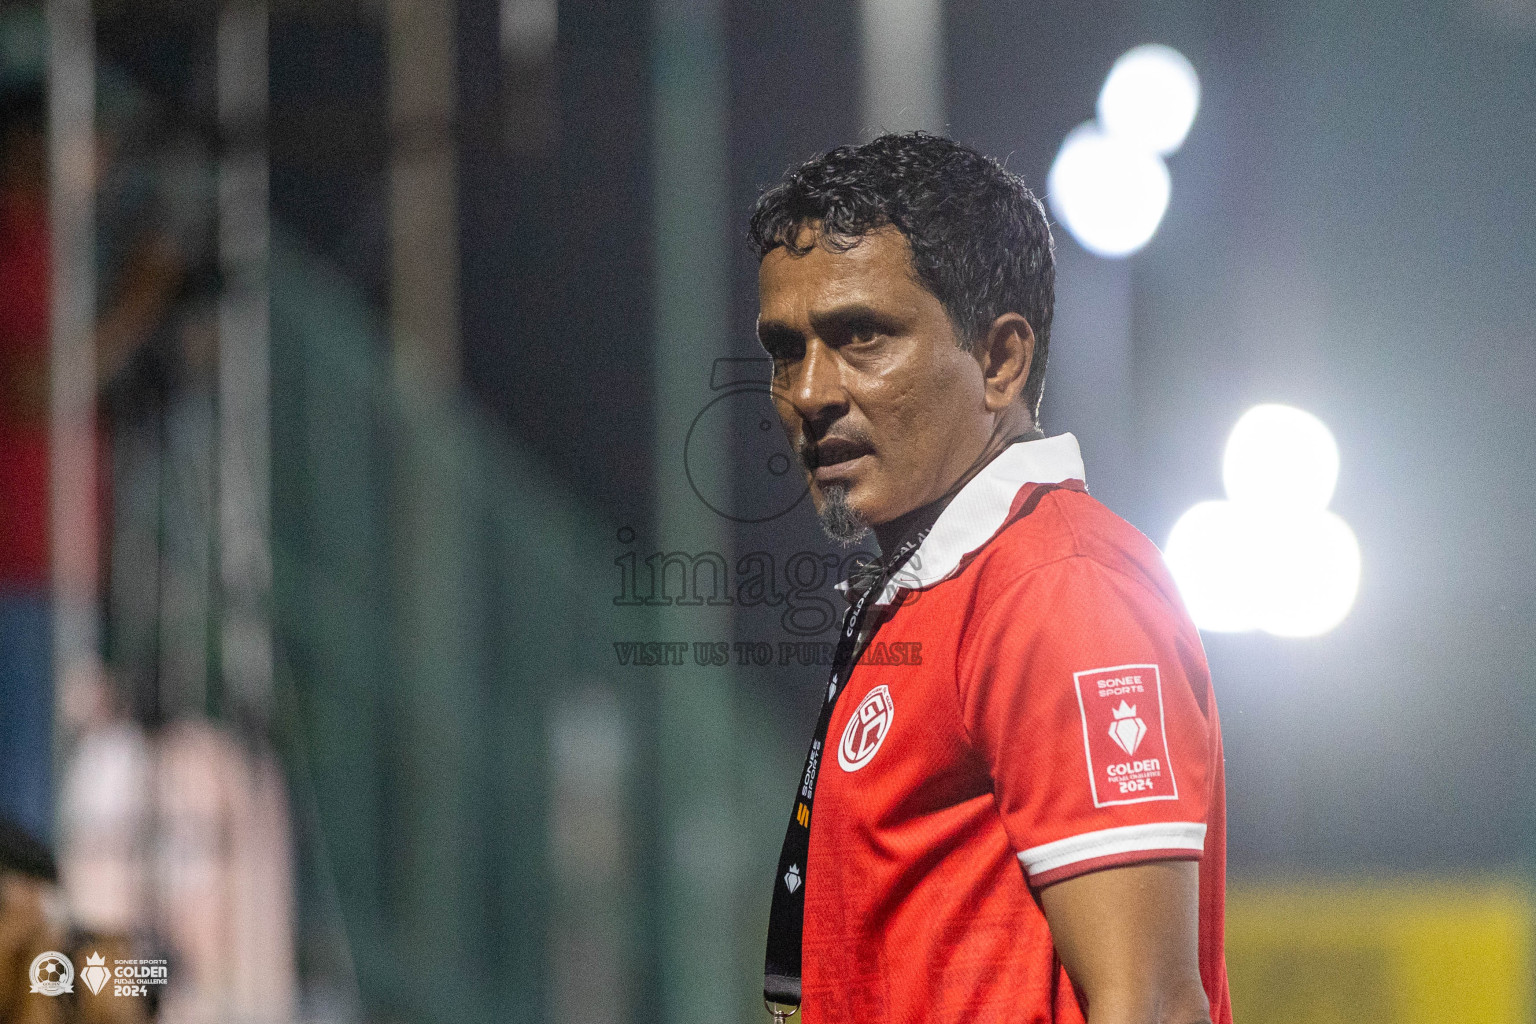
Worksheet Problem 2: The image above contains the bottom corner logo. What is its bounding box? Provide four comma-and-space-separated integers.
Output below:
783, 863, 802, 893
29, 951, 74, 996
81, 952, 111, 995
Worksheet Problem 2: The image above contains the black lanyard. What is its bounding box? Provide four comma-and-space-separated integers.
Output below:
763, 529, 928, 1016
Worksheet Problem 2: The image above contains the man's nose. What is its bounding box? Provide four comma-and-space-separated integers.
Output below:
786, 337, 847, 424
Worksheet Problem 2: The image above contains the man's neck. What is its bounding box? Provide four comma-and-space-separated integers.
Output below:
872, 419, 1043, 555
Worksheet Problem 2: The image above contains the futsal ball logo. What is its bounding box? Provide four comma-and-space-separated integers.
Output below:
838, 685, 894, 772
1107, 700, 1148, 756
29, 951, 73, 996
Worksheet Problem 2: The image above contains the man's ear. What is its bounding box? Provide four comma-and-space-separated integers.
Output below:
977, 313, 1035, 413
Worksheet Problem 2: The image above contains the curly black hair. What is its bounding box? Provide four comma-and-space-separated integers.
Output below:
749, 132, 1056, 418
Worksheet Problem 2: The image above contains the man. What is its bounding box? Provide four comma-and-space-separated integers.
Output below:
753, 133, 1229, 1024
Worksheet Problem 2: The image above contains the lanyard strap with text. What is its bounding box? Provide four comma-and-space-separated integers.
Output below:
762, 529, 927, 1019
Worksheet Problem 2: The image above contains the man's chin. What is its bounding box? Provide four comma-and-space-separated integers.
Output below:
814, 483, 871, 547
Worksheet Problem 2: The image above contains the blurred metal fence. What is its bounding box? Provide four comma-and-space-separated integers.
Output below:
269, 222, 801, 1023
269, 224, 797, 1024
272, 230, 593, 1022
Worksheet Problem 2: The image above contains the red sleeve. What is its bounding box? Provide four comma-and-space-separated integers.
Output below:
958, 555, 1214, 888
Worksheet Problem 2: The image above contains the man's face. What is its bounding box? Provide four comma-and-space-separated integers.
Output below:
757, 226, 995, 542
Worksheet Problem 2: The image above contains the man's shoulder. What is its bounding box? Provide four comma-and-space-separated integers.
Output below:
966, 484, 1176, 604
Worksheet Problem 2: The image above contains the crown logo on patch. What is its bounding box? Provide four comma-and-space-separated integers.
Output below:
1107, 701, 1148, 756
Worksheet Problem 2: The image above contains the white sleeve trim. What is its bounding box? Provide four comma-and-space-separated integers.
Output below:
1017, 822, 1207, 877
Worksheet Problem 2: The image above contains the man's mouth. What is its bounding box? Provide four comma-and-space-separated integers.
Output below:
808, 436, 873, 484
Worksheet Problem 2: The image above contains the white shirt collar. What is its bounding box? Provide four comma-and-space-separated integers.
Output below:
844, 432, 1085, 606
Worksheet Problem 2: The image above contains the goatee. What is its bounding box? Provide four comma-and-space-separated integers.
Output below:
817, 483, 870, 546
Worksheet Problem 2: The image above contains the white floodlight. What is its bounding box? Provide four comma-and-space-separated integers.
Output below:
1047, 122, 1171, 258
1222, 403, 1340, 512
1249, 510, 1361, 637
1164, 500, 1261, 633
1166, 405, 1360, 637
1097, 44, 1200, 155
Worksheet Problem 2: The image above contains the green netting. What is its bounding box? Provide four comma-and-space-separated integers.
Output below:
268, 224, 801, 1024
270, 230, 647, 1023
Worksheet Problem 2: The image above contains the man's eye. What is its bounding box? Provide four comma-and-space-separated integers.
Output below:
759, 330, 803, 364
765, 344, 799, 367
847, 322, 882, 345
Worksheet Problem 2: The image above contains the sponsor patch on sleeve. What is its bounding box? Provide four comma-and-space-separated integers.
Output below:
1073, 663, 1178, 807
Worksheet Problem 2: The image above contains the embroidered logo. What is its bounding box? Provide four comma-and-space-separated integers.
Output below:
1074, 664, 1179, 807
837, 685, 894, 772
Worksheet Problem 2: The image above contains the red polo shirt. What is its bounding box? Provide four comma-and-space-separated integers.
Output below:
802, 434, 1230, 1024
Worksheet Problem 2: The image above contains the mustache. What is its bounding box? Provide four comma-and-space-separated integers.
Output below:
797, 428, 875, 471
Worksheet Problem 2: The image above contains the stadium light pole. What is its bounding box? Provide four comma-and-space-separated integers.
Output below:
652, 1, 740, 1021
46, 0, 99, 838
859, 0, 944, 135
44, 1, 99, 673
